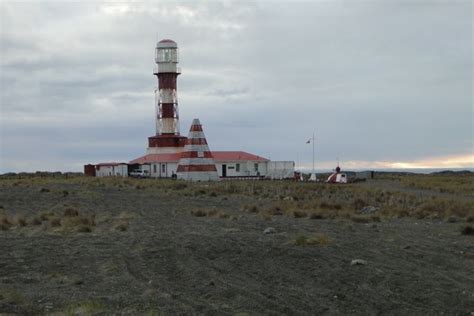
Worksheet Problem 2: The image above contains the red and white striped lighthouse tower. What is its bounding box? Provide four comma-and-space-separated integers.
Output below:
147, 39, 187, 154
176, 119, 219, 181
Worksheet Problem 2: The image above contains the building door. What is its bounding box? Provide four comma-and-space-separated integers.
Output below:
222, 164, 227, 177
161, 164, 166, 177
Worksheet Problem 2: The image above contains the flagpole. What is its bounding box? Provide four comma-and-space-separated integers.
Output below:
312, 132, 315, 181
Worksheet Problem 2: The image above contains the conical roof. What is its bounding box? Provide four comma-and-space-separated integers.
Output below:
176, 119, 219, 181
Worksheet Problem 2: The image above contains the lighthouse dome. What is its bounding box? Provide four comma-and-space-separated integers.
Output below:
157, 39, 178, 48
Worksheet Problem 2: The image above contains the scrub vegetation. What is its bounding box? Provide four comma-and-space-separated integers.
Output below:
0, 172, 473, 314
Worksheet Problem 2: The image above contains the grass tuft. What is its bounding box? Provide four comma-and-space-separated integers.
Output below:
295, 234, 331, 246
15, 216, 27, 227
64, 208, 79, 217
293, 210, 307, 218
191, 210, 207, 217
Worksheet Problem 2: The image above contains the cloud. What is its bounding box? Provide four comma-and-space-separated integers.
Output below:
1, 0, 472, 172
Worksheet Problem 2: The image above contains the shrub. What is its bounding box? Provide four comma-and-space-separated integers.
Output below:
0, 216, 11, 226
353, 198, 367, 210
461, 225, 474, 235
40, 212, 54, 221
114, 222, 128, 232
16, 216, 27, 227
62, 215, 95, 232
309, 212, 325, 220
267, 205, 283, 215
77, 225, 92, 233
466, 216, 474, 223
218, 211, 230, 219
245, 205, 259, 213
370, 215, 381, 222
64, 208, 79, 217
191, 210, 207, 217
351, 215, 370, 223
50, 218, 61, 227
30, 217, 42, 226
39, 188, 50, 193
172, 183, 188, 190
293, 210, 307, 218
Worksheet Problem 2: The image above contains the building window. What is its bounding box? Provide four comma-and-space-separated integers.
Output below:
154, 164, 157, 173
162, 164, 166, 173
254, 163, 259, 172
236, 164, 240, 172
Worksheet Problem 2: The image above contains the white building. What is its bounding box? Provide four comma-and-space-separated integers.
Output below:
95, 163, 128, 177
128, 151, 294, 179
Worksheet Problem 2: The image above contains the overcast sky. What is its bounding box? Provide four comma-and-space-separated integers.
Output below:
1, 0, 472, 172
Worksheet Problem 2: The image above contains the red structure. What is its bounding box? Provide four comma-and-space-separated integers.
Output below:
176, 119, 219, 181
83, 164, 96, 177
148, 39, 187, 150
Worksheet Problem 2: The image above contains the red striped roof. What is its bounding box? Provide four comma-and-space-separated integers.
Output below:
213, 151, 269, 162
129, 153, 181, 164
96, 162, 127, 166
129, 151, 269, 164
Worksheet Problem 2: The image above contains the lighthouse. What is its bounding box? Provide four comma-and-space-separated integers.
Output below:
96, 38, 295, 181
147, 39, 187, 154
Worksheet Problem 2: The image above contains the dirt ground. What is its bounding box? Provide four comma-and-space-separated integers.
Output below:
0, 176, 473, 315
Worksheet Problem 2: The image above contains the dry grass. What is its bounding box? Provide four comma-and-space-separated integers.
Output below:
351, 215, 380, 223
295, 234, 331, 246
309, 212, 326, 220
190, 209, 229, 219
244, 205, 259, 213
114, 222, 128, 232
401, 173, 474, 195
50, 217, 61, 227
293, 210, 307, 218
30, 217, 42, 226
64, 208, 79, 217
191, 209, 207, 217
15, 216, 27, 227
1, 173, 473, 225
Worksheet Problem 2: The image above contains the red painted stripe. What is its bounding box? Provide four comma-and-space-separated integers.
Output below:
189, 125, 203, 132
186, 138, 207, 145
180, 151, 214, 158
148, 136, 187, 147
158, 75, 177, 89
161, 103, 175, 117
177, 165, 217, 172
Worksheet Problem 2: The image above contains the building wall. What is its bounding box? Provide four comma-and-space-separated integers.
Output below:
84, 164, 96, 176
266, 161, 295, 179
216, 161, 268, 177
149, 162, 178, 178
96, 165, 128, 177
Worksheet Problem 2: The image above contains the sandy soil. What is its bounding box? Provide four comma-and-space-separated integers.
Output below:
0, 178, 473, 314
